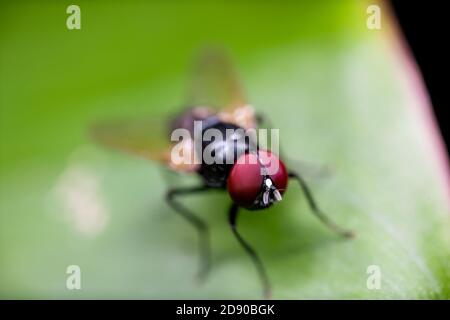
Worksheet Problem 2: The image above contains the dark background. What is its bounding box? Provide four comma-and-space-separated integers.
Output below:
392, 1, 448, 155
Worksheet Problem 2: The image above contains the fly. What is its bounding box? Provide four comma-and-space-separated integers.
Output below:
90, 49, 354, 299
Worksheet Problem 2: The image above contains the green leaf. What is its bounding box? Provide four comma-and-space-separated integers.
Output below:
1, 1, 449, 299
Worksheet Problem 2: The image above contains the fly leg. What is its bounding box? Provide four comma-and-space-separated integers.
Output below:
228, 203, 271, 299
255, 112, 272, 128
166, 185, 212, 281
288, 171, 354, 238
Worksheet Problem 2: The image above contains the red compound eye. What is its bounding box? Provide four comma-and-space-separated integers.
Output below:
227, 150, 288, 208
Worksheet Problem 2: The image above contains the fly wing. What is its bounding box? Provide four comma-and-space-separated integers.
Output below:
89, 117, 199, 172
187, 49, 257, 129
90, 50, 254, 171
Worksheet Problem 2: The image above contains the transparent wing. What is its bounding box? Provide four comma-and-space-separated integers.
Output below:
187, 48, 257, 129
256, 113, 332, 182
89, 117, 199, 172
90, 50, 255, 170
188, 48, 246, 109
285, 158, 334, 182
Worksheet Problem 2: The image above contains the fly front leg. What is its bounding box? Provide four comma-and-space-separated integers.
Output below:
228, 203, 271, 299
288, 171, 354, 238
166, 185, 212, 281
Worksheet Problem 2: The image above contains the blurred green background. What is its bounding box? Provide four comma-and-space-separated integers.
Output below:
0, 0, 449, 299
